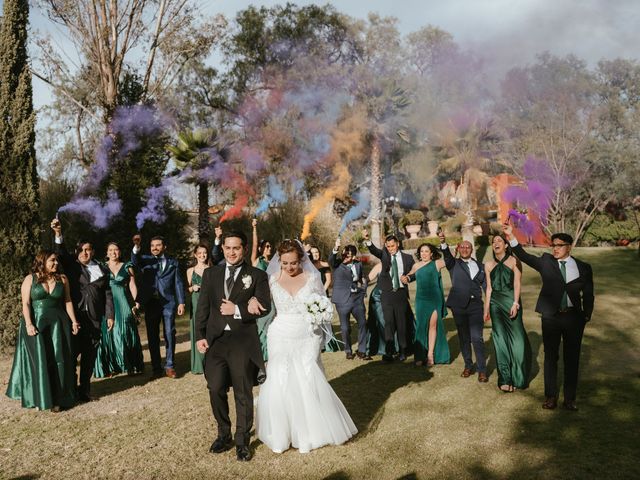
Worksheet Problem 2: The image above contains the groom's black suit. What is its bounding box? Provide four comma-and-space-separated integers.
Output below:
195, 262, 271, 447
511, 243, 594, 402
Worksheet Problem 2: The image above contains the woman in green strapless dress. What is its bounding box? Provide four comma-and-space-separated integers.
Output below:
484, 235, 531, 391
404, 244, 450, 367
251, 219, 276, 360
187, 243, 211, 374
95, 242, 144, 377
6, 250, 80, 411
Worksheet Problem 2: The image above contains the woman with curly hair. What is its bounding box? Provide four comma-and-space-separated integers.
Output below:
6, 250, 80, 411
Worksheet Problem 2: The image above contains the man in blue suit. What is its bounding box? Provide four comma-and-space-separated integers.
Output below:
132, 234, 185, 378
329, 238, 370, 360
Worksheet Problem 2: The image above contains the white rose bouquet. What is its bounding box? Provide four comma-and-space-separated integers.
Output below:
304, 293, 334, 332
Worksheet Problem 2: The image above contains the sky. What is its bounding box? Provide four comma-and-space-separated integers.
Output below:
9, 0, 639, 112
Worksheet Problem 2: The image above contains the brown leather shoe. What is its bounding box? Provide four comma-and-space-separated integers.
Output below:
356, 352, 373, 361
478, 372, 489, 383
461, 368, 474, 378
165, 368, 177, 378
562, 401, 578, 411
542, 397, 558, 410
345, 352, 355, 360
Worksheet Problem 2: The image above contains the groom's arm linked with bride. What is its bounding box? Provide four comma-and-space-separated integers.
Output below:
192, 231, 271, 461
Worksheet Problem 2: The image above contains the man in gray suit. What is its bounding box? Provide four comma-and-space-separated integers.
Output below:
329, 238, 371, 360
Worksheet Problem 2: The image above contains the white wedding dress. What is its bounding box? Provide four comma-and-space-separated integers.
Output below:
256, 273, 358, 453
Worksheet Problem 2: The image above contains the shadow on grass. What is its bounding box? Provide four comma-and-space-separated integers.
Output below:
91, 349, 195, 398
9, 476, 40, 480
329, 360, 433, 434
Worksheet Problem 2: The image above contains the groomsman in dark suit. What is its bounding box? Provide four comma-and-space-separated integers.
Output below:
131, 234, 185, 379
363, 230, 415, 362
504, 224, 594, 411
195, 231, 271, 462
438, 231, 488, 382
51, 219, 114, 401
329, 238, 370, 360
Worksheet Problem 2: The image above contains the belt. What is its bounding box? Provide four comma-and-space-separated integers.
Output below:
557, 307, 575, 314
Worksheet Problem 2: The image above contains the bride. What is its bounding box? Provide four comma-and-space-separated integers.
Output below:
255, 239, 357, 453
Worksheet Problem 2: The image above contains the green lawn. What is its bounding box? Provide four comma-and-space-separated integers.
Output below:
1, 248, 638, 479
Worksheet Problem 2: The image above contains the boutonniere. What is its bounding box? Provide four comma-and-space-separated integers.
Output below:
241, 274, 252, 289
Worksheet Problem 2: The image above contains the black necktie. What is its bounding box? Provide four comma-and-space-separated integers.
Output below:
226, 265, 237, 296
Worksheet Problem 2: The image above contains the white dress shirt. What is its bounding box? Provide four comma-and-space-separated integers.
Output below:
462, 258, 480, 279
56, 236, 104, 282
224, 263, 243, 329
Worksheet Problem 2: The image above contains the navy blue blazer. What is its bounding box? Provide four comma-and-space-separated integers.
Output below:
328, 252, 366, 305
131, 251, 185, 307
442, 246, 486, 309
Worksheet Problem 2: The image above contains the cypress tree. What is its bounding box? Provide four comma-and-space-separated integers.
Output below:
0, 0, 40, 350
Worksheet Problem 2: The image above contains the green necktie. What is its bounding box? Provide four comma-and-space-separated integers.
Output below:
559, 260, 568, 310
391, 254, 400, 290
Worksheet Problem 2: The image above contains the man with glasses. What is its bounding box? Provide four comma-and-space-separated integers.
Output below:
503, 224, 594, 411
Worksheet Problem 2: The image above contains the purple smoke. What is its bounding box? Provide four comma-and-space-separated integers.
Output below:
136, 184, 169, 230
82, 105, 166, 193
58, 190, 122, 229
339, 188, 371, 234
507, 209, 537, 237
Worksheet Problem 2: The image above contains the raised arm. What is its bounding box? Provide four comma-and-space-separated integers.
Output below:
251, 219, 259, 267
329, 237, 342, 268
503, 224, 542, 272
368, 262, 382, 283
438, 230, 455, 270
362, 229, 383, 259
211, 226, 224, 265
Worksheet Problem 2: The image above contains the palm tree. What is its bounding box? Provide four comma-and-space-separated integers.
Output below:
166, 129, 226, 242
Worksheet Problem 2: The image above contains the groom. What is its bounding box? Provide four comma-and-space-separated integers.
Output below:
195, 231, 271, 461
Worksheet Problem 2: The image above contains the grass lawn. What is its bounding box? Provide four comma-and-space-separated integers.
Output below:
1, 247, 639, 479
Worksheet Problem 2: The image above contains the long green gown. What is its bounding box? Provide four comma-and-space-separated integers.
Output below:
255, 256, 276, 360
95, 262, 144, 377
414, 261, 450, 364
489, 256, 531, 389
6, 276, 76, 410
190, 270, 205, 374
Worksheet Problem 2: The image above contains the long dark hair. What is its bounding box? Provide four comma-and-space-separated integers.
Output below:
32, 250, 63, 283
415, 243, 441, 260
192, 243, 212, 266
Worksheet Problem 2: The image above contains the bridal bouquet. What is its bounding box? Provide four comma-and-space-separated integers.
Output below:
304, 293, 334, 330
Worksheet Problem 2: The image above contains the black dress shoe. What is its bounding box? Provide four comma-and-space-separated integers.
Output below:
356, 352, 373, 361
397, 353, 406, 362
542, 397, 558, 410
382, 354, 394, 362
150, 370, 164, 380
209, 436, 233, 454
77, 392, 97, 403
236, 445, 252, 461
562, 401, 578, 411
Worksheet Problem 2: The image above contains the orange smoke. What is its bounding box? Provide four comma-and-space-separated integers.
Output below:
300, 109, 366, 239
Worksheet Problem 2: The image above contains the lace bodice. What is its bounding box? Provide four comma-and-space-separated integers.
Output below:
269, 273, 325, 315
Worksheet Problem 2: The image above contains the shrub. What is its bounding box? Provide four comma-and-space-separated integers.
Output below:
399, 209, 425, 229
581, 210, 640, 246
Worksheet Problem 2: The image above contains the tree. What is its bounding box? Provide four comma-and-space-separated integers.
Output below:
0, 0, 40, 350
496, 53, 609, 243
167, 129, 229, 242
35, 0, 225, 126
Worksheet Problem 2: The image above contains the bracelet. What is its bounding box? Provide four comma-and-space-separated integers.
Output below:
512, 302, 519, 307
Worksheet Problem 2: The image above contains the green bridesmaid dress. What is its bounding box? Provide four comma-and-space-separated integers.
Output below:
95, 263, 144, 377
6, 275, 76, 410
190, 270, 205, 374
489, 256, 531, 389
255, 256, 276, 360
414, 261, 450, 364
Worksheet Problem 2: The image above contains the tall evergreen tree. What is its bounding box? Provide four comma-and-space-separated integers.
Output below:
0, 0, 40, 350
